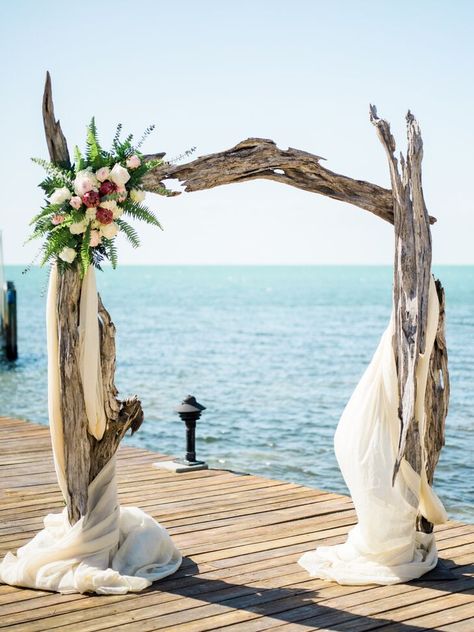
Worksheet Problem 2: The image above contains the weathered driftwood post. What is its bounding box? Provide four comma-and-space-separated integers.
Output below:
43, 73, 448, 531
43, 74, 143, 524
370, 107, 449, 531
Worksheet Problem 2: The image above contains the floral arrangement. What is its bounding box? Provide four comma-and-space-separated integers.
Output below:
30, 120, 164, 275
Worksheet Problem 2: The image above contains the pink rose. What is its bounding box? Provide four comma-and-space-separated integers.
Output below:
96, 167, 110, 182
89, 230, 101, 247
70, 196, 82, 210
73, 170, 98, 196
116, 185, 127, 202
126, 155, 141, 169
51, 214, 65, 225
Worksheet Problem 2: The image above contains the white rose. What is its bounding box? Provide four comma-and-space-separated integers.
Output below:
100, 222, 119, 239
99, 200, 117, 213
74, 169, 99, 196
70, 220, 88, 235
49, 187, 72, 205
113, 205, 123, 219
130, 188, 146, 203
59, 247, 77, 263
85, 207, 97, 220
109, 163, 130, 186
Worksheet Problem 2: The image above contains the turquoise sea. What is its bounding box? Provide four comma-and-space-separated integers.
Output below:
1, 265, 472, 522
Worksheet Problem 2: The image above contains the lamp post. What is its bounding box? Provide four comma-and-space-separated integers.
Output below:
175, 395, 206, 466
153, 394, 208, 473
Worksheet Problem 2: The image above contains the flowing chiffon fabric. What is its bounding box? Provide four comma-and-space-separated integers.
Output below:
0, 266, 182, 594
299, 278, 447, 585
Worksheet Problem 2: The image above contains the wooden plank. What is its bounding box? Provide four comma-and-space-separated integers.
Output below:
0, 417, 472, 632
437, 617, 474, 632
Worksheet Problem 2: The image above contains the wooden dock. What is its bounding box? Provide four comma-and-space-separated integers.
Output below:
0, 417, 472, 631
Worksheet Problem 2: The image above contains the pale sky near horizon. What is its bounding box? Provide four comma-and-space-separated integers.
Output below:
0, 0, 472, 265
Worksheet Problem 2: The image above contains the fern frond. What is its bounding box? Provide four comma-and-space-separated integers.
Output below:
30, 205, 57, 225
123, 201, 162, 228
86, 117, 105, 169
31, 158, 74, 185
103, 238, 118, 268
80, 223, 91, 276
40, 230, 75, 266
74, 145, 86, 171
115, 219, 140, 248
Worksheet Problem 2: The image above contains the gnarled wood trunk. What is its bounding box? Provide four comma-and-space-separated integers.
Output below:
42, 72, 449, 529
43, 74, 143, 524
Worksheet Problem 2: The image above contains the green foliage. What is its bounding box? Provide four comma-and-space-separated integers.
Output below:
30, 204, 62, 226
115, 219, 140, 248
80, 223, 92, 275
136, 125, 156, 149
31, 158, 73, 187
30, 118, 166, 276
123, 200, 162, 229
74, 145, 86, 171
86, 118, 101, 167
112, 123, 123, 152
40, 229, 76, 267
102, 238, 118, 269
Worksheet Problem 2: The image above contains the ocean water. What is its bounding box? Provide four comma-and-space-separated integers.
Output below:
1, 265, 472, 523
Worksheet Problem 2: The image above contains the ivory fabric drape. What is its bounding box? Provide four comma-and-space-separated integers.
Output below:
299, 277, 447, 585
78, 267, 107, 441
0, 266, 182, 594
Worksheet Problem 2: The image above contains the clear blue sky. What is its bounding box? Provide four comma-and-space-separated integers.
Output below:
1, 0, 472, 264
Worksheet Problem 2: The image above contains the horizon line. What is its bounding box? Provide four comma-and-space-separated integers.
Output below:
4, 262, 474, 268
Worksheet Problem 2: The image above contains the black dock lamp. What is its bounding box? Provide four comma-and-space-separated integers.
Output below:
153, 394, 208, 473
175, 395, 207, 467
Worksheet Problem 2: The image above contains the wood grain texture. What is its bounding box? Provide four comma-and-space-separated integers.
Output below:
1, 418, 472, 632
369, 106, 438, 489
42, 72, 71, 169
56, 268, 90, 522
424, 279, 450, 486
142, 137, 437, 225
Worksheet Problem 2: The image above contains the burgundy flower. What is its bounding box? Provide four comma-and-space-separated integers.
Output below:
81, 190, 100, 208
99, 180, 117, 197
96, 207, 114, 225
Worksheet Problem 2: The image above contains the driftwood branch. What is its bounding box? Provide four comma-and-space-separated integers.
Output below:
42, 72, 71, 169
56, 269, 89, 522
370, 106, 433, 483
51, 266, 144, 523
424, 280, 450, 486
142, 138, 436, 225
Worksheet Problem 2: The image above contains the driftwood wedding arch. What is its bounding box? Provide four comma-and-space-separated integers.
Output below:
42, 73, 449, 532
